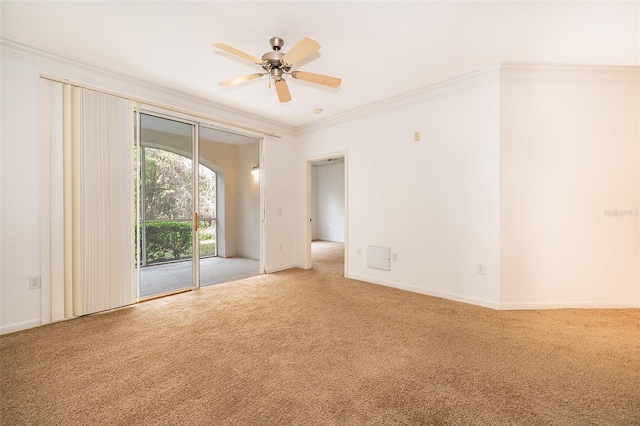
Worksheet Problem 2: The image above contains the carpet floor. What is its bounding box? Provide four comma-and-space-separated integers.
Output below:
1, 241, 639, 425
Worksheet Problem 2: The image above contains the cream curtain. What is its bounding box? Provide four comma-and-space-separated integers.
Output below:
41, 81, 134, 322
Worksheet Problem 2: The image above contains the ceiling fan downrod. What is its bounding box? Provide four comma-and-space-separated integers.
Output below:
269, 37, 284, 51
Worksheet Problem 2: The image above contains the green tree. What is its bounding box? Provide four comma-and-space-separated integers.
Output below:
198, 164, 216, 219
144, 148, 193, 220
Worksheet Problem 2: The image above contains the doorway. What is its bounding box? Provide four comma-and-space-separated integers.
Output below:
305, 153, 348, 275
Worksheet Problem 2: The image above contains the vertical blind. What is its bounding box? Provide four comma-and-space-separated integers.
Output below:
42, 81, 134, 321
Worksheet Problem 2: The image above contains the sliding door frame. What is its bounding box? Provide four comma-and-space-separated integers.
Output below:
135, 106, 266, 299
136, 109, 200, 300
193, 121, 200, 290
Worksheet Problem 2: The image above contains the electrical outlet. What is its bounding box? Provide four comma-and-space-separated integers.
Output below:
276, 208, 283, 216
357, 249, 362, 257
29, 276, 41, 290
476, 263, 486, 275
392, 253, 398, 262
279, 243, 283, 251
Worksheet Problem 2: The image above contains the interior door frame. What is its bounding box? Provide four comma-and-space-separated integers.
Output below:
304, 151, 348, 277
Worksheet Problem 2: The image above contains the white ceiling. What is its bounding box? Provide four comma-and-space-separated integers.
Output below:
1, 1, 638, 128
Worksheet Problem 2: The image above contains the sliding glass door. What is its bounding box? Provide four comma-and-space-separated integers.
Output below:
135, 113, 198, 298
133, 111, 262, 299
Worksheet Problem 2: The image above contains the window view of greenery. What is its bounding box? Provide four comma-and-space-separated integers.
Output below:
140, 147, 216, 265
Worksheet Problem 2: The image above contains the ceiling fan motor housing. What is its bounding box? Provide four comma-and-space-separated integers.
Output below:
261, 51, 284, 69
262, 37, 291, 78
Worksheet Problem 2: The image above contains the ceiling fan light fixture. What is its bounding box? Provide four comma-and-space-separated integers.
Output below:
271, 68, 283, 80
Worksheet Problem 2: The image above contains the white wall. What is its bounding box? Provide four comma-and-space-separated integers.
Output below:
297, 75, 502, 308
297, 64, 639, 310
312, 162, 345, 242
1, 60, 42, 333
263, 134, 300, 272
499, 65, 640, 308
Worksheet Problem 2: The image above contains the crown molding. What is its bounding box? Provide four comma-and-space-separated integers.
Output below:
499, 61, 640, 85
296, 64, 501, 135
0, 37, 296, 138
296, 61, 640, 135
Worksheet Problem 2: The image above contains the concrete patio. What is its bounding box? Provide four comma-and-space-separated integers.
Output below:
138, 256, 260, 298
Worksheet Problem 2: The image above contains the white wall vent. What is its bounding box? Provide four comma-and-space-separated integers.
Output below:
367, 246, 390, 271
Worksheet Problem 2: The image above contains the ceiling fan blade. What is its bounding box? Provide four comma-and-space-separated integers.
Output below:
274, 79, 292, 103
212, 42, 263, 65
282, 36, 321, 67
219, 73, 265, 87
292, 71, 341, 88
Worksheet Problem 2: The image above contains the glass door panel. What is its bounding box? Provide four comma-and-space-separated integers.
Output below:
136, 113, 195, 298
198, 125, 261, 287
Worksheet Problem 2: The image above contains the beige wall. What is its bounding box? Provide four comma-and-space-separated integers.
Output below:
237, 141, 260, 260
200, 139, 239, 257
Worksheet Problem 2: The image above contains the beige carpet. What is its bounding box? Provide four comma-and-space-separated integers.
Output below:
1, 241, 639, 425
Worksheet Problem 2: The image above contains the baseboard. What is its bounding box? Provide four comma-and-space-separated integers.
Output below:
346, 274, 501, 310
265, 264, 299, 274
0, 318, 42, 335
499, 301, 640, 310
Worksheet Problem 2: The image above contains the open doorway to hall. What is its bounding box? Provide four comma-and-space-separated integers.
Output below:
311, 240, 345, 277
306, 155, 347, 275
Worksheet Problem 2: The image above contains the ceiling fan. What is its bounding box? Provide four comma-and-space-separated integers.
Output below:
212, 36, 341, 103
